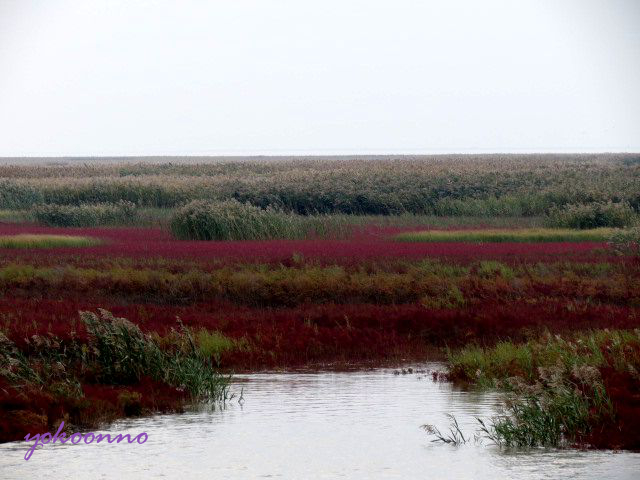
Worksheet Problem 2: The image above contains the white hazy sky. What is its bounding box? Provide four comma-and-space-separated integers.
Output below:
0, 0, 639, 156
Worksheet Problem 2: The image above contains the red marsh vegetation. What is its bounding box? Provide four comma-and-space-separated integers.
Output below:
0, 223, 609, 264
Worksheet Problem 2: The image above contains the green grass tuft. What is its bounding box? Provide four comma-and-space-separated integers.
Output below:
395, 228, 617, 243
0, 234, 100, 249
196, 329, 251, 360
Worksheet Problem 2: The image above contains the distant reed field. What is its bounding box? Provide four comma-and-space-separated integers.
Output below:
0, 155, 637, 218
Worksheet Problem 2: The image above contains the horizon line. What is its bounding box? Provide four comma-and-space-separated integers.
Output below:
1, 150, 639, 159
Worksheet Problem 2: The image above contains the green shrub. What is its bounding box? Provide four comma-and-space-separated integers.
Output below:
546, 201, 637, 229
32, 201, 136, 227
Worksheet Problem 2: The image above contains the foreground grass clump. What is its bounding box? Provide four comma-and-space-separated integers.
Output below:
0, 309, 230, 442
0, 234, 100, 249
446, 330, 640, 449
32, 201, 136, 227
395, 228, 615, 243
170, 199, 351, 241
81, 310, 229, 399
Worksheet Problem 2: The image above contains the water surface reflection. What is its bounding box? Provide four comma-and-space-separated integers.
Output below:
1, 363, 638, 479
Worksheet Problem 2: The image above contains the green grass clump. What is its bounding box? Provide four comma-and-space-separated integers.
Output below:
448, 330, 639, 383
0, 234, 100, 249
170, 199, 352, 241
81, 309, 229, 400
0, 331, 41, 388
395, 228, 616, 243
170, 199, 297, 240
546, 201, 638, 229
0, 210, 28, 222
196, 330, 250, 360
476, 261, 514, 279
32, 201, 136, 227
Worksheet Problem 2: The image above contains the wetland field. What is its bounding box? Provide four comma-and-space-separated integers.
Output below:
1, 154, 639, 478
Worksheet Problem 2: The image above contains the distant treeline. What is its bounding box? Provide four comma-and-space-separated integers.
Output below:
1, 154, 639, 216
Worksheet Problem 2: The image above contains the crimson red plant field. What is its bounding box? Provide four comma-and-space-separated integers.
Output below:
0, 375, 188, 443
0, 221, 634, 445
0, 224, 611, 265
3, 298, 639, 369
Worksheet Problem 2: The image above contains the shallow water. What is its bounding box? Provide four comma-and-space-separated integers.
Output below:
1, 363, 639, 479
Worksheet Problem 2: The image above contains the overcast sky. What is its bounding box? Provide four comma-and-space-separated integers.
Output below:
0, 0, 639, 156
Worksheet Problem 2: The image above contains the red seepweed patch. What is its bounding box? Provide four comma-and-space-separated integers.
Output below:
3, 298, 639, 369
587, 366, 640, 450
0, 221, 636, 448
0, 223, 611, 264
0, 375, 187, 443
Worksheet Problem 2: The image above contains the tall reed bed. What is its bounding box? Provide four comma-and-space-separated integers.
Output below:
2, 155, 638, 216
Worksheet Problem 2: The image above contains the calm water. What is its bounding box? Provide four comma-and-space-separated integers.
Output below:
1, 363, 639, 479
